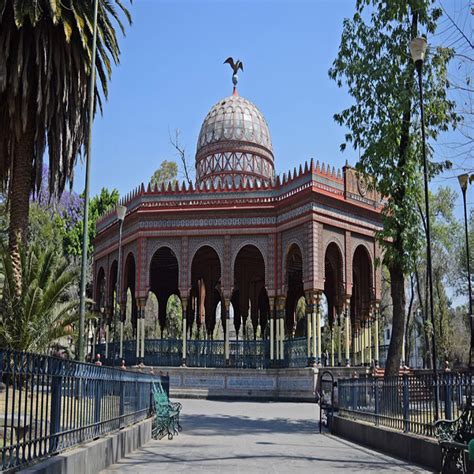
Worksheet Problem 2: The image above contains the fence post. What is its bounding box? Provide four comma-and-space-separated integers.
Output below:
374, 378, 379, 426
402, 374, 410, 433
49, 358, 63, 454
94, 370, 102, 436
444, 373, 452, 420
119, 371, 125, 428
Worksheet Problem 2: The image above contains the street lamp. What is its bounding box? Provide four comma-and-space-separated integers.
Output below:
113, 204, 127, 366
410, 37, 439, 420
458, 174, 473, 368
78, 0, 99, 362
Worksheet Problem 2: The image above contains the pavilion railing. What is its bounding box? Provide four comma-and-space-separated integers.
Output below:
337, 371, 473, 438
95, 337, 309, 369
0, 348, 166, 471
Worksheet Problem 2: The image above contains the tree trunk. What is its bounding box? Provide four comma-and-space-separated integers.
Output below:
385, 264, 406, 376
8, 119, 35, 296
404, 274, 415, 366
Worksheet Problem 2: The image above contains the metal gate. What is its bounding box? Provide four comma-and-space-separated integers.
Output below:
319, 371, 336, 433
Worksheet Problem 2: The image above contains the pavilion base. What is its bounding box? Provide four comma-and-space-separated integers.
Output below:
151, 366, 319, 402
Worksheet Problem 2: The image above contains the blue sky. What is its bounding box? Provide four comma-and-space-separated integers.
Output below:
75, 0, 362, 195
74, 0, 472, 214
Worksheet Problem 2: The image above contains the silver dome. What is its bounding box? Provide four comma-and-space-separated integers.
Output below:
196, 95, 274, 187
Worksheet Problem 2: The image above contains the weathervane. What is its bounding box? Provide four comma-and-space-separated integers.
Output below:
224, 57, 243, 95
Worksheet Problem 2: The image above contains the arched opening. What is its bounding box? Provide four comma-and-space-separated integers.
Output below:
351, 245, 373, 329
324, 243, 344, 326
285, 244, 304, 338
149, 247, 180, 335
233, 245, 266, 339
190, 246, 221, 339
123, 253, 137, 330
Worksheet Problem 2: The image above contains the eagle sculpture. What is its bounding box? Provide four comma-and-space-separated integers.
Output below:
224, 57, 244, 86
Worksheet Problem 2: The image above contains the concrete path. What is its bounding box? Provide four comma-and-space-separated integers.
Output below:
102, 399, 431, 473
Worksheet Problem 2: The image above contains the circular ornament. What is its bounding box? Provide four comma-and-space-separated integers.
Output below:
357, 175, 368, 196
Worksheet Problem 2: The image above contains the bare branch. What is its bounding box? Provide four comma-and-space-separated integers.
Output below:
168, 128, 193, 187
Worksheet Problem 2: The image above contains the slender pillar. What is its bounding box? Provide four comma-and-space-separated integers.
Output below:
368, 318, 373, 365
119, 302, 125, 358
306, 300, 312, 365
224, 299, 230, 364
269, 298, 275, 363
374, 303, 380, 367
280, 316, 285, 360
316, 294, 322, 365
401, 331, 406, 367
135, 318, 140, 360
337, 315, 342, 366
311, 305, 317, 364
140, 308, 145, 360
345, 299, 350, 366
361, 322, 365, 366
275, 310, 280, 360
330, 327, 335, 367
105, 323, 110, 359
181, 298, 187, 366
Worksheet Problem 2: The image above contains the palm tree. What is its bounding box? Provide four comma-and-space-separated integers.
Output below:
0, 0, 131, 294
0, 242, 82, 354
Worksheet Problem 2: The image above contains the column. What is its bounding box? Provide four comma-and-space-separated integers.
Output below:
374, 303, 380, 367
135, 316, 140, 362
278, 297, 285, 361
306, 298, 312, 366
269, 298, 275, 361
345, 299, 350, 366
119, 302, 125, 358
105, 323, 110, 359
368, 318, 373, 365
330, 327, 335, 367
316, 294, 322, 365
140, 308, 145, 360
311, 303, 317, 364
337, 314, 342, 366
361, 322, 365, 366
275, 309, 280, 360
224, 299, 230, 365
181, 298, 187, 366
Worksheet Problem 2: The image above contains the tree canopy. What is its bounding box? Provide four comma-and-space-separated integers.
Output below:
329, 0, 459, 375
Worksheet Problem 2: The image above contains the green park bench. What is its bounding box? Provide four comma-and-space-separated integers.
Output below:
434, 396, 473, 473
151, 382, 182, 440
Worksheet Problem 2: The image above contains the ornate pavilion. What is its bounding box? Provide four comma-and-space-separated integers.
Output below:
92, 70, 384, 369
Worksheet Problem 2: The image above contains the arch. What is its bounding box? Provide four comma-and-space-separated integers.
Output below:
351, 244, 374, 328
283, 238, 305, 286
324, 242, 345, 326
190, 245, 222, 338
233, 245, 266, 338
149, 247, 180, 333
285, 244, 304, 336
231, 239, 268, 288
188, 240, 223, 289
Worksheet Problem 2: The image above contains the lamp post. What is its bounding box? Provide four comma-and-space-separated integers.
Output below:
78, 0, 99, 362
410, 37, 439, 420
458, 174, 473, 368
113, 204, 127, 367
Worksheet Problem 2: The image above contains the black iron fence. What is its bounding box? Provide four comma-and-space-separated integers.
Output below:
0, 348, 167, 471
338, 371, 473, 437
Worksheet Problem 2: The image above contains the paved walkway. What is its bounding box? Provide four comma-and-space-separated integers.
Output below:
102, 399, 430, 473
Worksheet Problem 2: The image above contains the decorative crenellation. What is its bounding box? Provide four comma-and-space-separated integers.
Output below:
95, 159, 377, 234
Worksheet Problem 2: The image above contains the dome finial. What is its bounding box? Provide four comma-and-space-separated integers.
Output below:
224, 57, 243, 96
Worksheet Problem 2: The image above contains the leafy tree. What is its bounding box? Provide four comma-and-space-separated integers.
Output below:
0, 243, 80, 353
0, 0, 131, 294
329, 0, 458, 376
63, 188, 119, 257
150, 161, 178, 190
